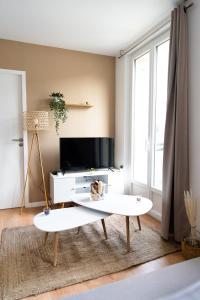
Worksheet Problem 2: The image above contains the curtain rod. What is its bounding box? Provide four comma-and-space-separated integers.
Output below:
118, 2, 194, 59
118, 17, 170, 59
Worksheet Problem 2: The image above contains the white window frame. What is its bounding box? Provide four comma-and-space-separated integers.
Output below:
130, 31, 170, 195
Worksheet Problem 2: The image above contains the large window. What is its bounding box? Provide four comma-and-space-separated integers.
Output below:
132, 38, 169, 191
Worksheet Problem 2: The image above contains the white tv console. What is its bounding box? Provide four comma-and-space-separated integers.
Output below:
50, 169, 124, 204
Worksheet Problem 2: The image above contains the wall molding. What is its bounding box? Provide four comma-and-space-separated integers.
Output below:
148, 209, 162, 222
26, 201, 45, 208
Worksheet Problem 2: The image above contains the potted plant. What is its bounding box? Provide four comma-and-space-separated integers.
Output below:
49, 92, 68, 135
182, 191, 200, 259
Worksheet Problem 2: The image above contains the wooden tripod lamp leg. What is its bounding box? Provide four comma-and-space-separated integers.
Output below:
101, 219, 108, 239
35, 132, 49, 209
137, 216, 141, 231
20, 132, 35, 215
126, 216, 130, 252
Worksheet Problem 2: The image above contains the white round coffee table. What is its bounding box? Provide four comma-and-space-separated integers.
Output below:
34, 206, 110, 266
34, 194, 153, 266
70, 193, 153, 252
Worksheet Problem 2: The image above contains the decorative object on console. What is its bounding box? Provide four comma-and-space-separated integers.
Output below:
90, 180, 105, 200
57, 170, 63, 177
20, 111, 49, 213
182, 190, 200, 259
49, 91, 68, 135
52, 170, 62, 176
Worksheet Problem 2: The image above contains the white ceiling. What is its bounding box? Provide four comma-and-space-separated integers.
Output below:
0, 0, 178, 56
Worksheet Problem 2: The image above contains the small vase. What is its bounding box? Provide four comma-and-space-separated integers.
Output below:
44, 208, 50, 215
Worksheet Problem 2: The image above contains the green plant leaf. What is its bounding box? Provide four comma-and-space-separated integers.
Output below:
49, 92, 68, 135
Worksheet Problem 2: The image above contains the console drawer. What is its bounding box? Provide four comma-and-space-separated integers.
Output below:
51, 177, 75, 203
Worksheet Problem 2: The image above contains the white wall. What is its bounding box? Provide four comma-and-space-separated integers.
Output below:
188, 0, 200, 230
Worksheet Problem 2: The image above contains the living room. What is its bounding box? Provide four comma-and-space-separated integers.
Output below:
0, 0, 200, 299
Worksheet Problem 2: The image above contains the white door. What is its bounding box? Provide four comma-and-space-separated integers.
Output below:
0, 69, 27, 209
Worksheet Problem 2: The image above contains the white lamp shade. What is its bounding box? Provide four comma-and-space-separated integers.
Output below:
23, 111, 49, 131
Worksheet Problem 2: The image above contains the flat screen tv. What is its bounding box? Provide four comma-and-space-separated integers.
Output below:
60, 138, 114, 171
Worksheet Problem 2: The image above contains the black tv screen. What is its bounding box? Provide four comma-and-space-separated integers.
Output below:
60, 138, 114, 171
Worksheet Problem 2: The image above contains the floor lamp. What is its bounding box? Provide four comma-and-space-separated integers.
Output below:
20, 111, 49, 214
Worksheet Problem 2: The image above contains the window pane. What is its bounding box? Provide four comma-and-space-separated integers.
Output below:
152, 40, 169, 190
133, 52, 150, 184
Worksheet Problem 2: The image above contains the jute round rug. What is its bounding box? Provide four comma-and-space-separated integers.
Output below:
0, 215, 180, 300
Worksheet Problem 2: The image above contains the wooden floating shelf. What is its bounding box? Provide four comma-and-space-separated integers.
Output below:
66, 102, 93, 108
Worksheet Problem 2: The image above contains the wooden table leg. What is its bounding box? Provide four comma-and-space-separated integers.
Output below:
53, 232, 59, 267
101, 219, 108, 240
137, 216, 141, 231
60, 203, 65, 208
77, 226, 80, 234
44, 232, 48, 245
126, 216, 130, 252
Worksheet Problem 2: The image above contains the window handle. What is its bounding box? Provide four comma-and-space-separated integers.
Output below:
12, 138, 23, 142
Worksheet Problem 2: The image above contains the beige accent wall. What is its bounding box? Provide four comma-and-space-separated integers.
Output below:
0, 39, 115, 203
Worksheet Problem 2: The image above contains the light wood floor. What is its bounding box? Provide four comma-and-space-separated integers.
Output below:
0, 207, 185, 300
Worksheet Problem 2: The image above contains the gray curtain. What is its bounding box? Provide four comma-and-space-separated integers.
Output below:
161, 4, 190, 242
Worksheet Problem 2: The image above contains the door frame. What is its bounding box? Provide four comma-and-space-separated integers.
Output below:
0, 68, 29, 207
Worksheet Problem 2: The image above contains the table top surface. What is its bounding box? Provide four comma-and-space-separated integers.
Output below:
70, 193, 153, 217
34, 206, 110, 232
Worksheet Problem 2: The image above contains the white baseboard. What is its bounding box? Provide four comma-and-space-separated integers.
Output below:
148, 209, 162, 222
26, 201, 45, 208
